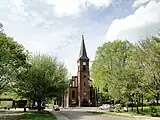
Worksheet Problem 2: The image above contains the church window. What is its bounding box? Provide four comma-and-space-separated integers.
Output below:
83, 75, 86, 78
72, 90, 75, 98
84, 82, 86, 86
83, 65, 86, 71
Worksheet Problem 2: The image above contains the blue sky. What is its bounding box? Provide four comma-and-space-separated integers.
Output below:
0, 0, 160, 76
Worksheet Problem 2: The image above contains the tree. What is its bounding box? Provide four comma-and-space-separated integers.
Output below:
124, 51, 145, 113
0, 25, 28, 94
0, 23, 3, 33
138, 36, 160, 105
14, 54, 68, 111
91, 40, 136, 103
91, 35, 160, 114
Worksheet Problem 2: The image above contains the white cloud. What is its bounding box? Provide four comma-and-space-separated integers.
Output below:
12, 0, 23, 6
87, 0, 112, 7
106, 0, 160, 42
132, 0, 151, 8
0, 0, 107, 75
46, 0, 112, 16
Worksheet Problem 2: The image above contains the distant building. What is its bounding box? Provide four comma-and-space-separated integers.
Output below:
63, 35, 97, 107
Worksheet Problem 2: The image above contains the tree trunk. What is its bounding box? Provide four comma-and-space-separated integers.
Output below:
156, 94, 159, 105
126, 103, 128, 112
63, 91, 65, 108
141, 95, 143, 112
32, 100, 35, 109
136, 100, 139, 114
37, 100, 42, 111
131, 100, 133, 111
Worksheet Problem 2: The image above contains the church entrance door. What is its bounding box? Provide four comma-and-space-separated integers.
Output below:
82, 99, 89, 107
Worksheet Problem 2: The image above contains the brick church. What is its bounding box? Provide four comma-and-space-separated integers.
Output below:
63, 35, 97, 107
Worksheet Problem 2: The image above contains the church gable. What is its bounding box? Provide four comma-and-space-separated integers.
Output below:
69, 76, 78, 88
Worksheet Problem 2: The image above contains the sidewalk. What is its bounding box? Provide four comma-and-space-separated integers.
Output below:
49, 109, 70, 120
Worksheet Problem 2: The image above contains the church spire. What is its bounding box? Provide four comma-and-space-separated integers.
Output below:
79, 35, 89, 60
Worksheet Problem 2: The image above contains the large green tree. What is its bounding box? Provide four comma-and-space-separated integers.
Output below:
0, 25, 28, 94
124, 36, 160, 112
138, 37, 160, 105
14, 54, 68, 111
124, 50, 146, 113
91, 40, 136, 102
91, 36, 160, 113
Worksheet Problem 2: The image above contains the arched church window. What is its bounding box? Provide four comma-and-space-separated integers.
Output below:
83, 65, 86, 71
84, 82, 86, 86
72, 90, 75, 98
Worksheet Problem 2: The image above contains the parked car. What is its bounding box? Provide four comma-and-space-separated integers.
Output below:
53, 105, 60, 111
99, 104, 111, 110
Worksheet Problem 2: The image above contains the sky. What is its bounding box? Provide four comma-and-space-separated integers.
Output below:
0, 0, 160, 76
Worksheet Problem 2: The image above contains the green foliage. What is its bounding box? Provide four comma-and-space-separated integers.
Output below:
109, 107, 115, 112
0, 91, 22, 100
149, 106, 160, 117
14, 54, 69, 109
115, 104, 122, 112
91, 40, 136, 101
0, 101, 13, 108
0, 26, 28, 94
91, 36, 160, 115
138, 37, 160, 104
0, 23, 3, 33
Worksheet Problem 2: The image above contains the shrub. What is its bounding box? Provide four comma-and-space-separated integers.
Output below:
115, 104, 122, 112
149, 106, 160, 117
0, 101, 13, 108
109, 107, 114, 112
128, 102, 136, 107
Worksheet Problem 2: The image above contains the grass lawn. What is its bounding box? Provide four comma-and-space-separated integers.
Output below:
0, 110, 56, 120
87, 106, 160, 118
87, 111, 134, 118
18, 111, 56, 120
128, 106, 160, 116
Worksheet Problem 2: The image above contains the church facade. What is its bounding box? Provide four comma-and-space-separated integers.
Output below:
63, 35, 97, 107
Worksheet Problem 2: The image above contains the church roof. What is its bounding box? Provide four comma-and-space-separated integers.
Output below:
79, 35, 89, 60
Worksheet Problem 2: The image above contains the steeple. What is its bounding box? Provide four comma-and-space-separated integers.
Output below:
79, 35, 89, 60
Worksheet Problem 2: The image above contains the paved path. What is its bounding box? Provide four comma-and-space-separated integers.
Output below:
1, 108, 160, 120
51, 108, 160, 120
51, 108, 134, 120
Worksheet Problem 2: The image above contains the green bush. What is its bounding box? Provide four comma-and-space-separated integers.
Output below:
0, 101, 13, 108
115, 104, 122, 112
109, 107, 114, 112
149, 106, 160, 117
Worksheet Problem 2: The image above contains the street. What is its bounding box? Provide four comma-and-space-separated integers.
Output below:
1, 108, 160, 120
51, 107, 160, 120
51, 108, 135, 120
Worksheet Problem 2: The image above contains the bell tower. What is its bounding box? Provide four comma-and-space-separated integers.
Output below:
77, 35, 90, 107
